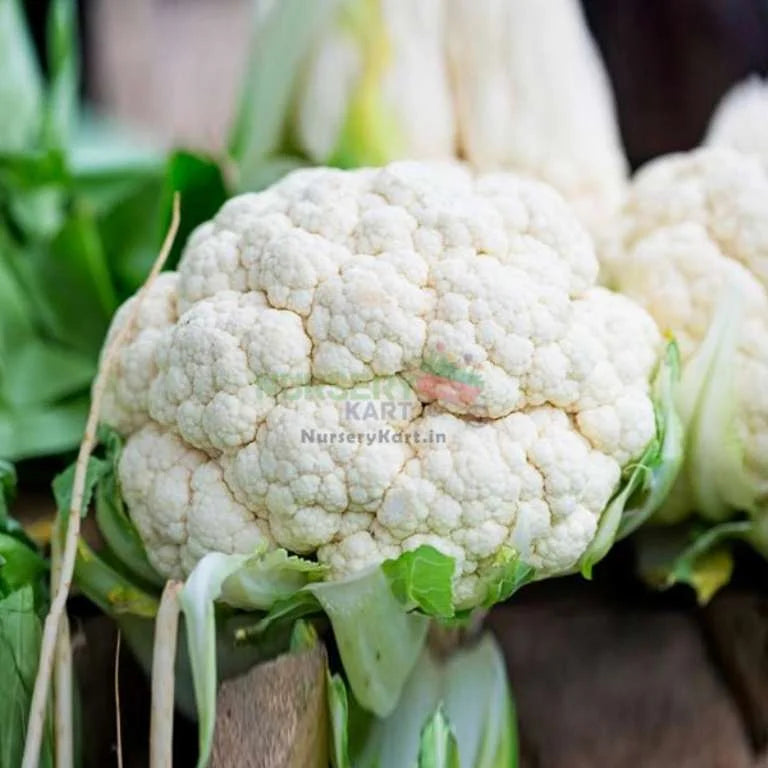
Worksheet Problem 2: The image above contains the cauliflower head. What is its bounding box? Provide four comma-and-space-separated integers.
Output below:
707, 76, 768, 171
103, 162, 661, 608
613, 147, 768, 521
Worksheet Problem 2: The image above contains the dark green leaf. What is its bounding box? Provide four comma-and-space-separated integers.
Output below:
160, 150, 228, 269
0, 148, 67, 188
0, 462, 37, 551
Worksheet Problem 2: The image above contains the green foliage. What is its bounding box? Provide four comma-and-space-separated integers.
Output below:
0, 462, 53, 767
417, 705, 461, 768
52, 429, 162, 612
382, 546, 456, 618
0, 587, 53, 768
0, 4, 231, 462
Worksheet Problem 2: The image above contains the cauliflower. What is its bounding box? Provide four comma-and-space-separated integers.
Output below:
101, 162, 665, 609
251, 0, 627, 240
445, 0, 628, 239
707, 76, 768, 170
290, 0, 456, 166
612, 147, 768, 528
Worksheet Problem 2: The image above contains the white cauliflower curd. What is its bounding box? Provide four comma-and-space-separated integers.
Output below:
612, 147, 768, 522
102, 162, 662, 608
707, 77, 768, 170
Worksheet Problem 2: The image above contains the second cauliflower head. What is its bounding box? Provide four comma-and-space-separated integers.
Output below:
102, 162, 661, 609
613, 147, 768, 525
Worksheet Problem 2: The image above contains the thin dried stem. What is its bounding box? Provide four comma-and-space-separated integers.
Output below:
114, 630, 124, 768
150, 581, 183, 768
22, 196, 181, 768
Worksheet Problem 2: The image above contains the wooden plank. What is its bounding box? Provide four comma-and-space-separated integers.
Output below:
490, 579, 756, 768
88, 0, 251, 151
212, 644, 328, 768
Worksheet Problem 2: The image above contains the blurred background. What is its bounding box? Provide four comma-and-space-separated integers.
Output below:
21, 0, 768, 167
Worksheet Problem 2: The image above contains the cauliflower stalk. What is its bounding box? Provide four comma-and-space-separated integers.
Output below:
70, 163, 677, 766
611, 147, 768, 596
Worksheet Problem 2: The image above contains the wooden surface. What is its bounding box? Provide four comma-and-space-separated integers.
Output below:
492, 578, 760, 768
212, 644, 328, 768
70, 575, 768, 768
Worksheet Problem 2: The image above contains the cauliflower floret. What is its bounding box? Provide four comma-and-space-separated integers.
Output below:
101, 273, 178, 433
707, 77, 768, 171
224, 377, 421, 554
107, 162, 662, 608
148, 291, 311, 455
616, 148, 768, 289
119, 423, 273, 578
